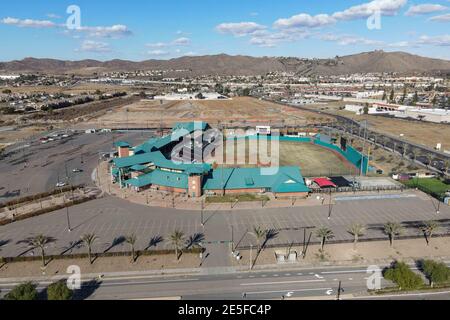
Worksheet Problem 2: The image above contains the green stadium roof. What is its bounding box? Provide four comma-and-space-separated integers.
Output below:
203, 166, 309, 193
126, 169, 188, 189
113, 150, 211, 173
114, 141, 131, 148
130, 164, 148, 171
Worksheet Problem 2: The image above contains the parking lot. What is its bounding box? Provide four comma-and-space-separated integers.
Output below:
0, 190, 449, 260
0, 130, 152, 203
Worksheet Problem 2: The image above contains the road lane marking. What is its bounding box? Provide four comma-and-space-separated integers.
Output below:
240, 279, 326, 286
246, 288, 332, 295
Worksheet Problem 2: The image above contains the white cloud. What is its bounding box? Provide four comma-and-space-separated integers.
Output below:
46, 13, 62, 19
77, 25, 132, 38
429, 13, 450, 21
319, 33, 384, 46
78, 40, 111, 52
387, 41, 412, 47
172, 37, 191, 46
146, 37, 192, 49
1, 16, 132, 38
1, 17, 57, 28
250, 29, 312, 47
148, 50, 169, 56
273, 0, 407, 30
146, 42, 168, 48
215, 22, 266, 37
332, 0, 408, 20
405, 4, 448, 16
417, 34, 450, 46
274, 13, 335, 28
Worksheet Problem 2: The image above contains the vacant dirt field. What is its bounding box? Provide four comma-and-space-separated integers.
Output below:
211, 140, 354, 177
89, 97, 333, 128
0, 125, 49, 144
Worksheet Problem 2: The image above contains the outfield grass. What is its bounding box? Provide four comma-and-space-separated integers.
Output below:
220, 140, 356, 177
206, 193, 270, 204
403, 178, 450, 198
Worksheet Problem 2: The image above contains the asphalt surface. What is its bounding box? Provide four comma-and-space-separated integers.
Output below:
1, 264, 449, 300
0, 130, 153, 202
0, 191, 449, 261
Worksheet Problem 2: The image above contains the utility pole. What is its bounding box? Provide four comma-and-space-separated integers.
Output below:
201, 198, 204, 227
336, 281, 344, 300
249, 244, 253, 270
231, 225, 234, 252
360, 120, 368, 177
327, 190, 333, 220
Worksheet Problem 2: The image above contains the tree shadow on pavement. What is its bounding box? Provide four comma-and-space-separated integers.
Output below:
72, 280, 103, 300
145, 236, 164, 250
103, 236, 126, 253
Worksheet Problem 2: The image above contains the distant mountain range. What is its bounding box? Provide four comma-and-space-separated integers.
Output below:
1, 51, 449, 76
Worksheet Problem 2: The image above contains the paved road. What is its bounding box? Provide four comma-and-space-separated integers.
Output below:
1, 264, 449, 300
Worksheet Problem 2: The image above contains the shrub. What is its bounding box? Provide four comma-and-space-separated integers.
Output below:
421, 260, 450, 287
47, 280, 73, 300
383, 261, 423, 290
4, 282, 38, 300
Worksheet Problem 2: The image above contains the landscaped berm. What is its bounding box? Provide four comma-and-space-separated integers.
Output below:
109, 122, 368, 199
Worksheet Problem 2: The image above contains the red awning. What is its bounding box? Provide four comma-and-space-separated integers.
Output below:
313, 178, 337, 188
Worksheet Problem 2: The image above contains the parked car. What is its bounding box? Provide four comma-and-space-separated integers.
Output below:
56, 182, 67, 187
72, 168, 83, 173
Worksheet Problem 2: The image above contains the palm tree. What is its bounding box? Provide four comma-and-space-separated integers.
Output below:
81, 234, 98, 265
125, 234, 137, 262
315, 227, 334, 252
426, 154, 434, 168
348, 224, 366, 250
443, 160, 450, 176
168, 230, 185, 261
421, 221, 440, 246
251, 226, 267, 252
384, 222, 403, 248
30, 235, 52, 267
410, 149, 418, 162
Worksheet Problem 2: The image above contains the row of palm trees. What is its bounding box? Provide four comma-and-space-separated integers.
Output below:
21, 230, 203, 268
248, 220, 442, 259
317, 220, 441, 253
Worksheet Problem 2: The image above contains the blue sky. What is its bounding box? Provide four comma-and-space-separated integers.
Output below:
0, 0, 449, 61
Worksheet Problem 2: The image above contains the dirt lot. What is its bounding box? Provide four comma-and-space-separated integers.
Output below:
89, 97, 333, 128
349, 137, 425, 176
0, 253, 200, 278
234, 236, 450, 267
0, 125, 50, 144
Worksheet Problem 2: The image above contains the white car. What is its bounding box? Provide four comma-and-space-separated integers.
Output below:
56, 182, 67, 187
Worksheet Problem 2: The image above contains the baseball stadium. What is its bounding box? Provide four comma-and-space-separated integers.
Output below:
110, 122, 369, 198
